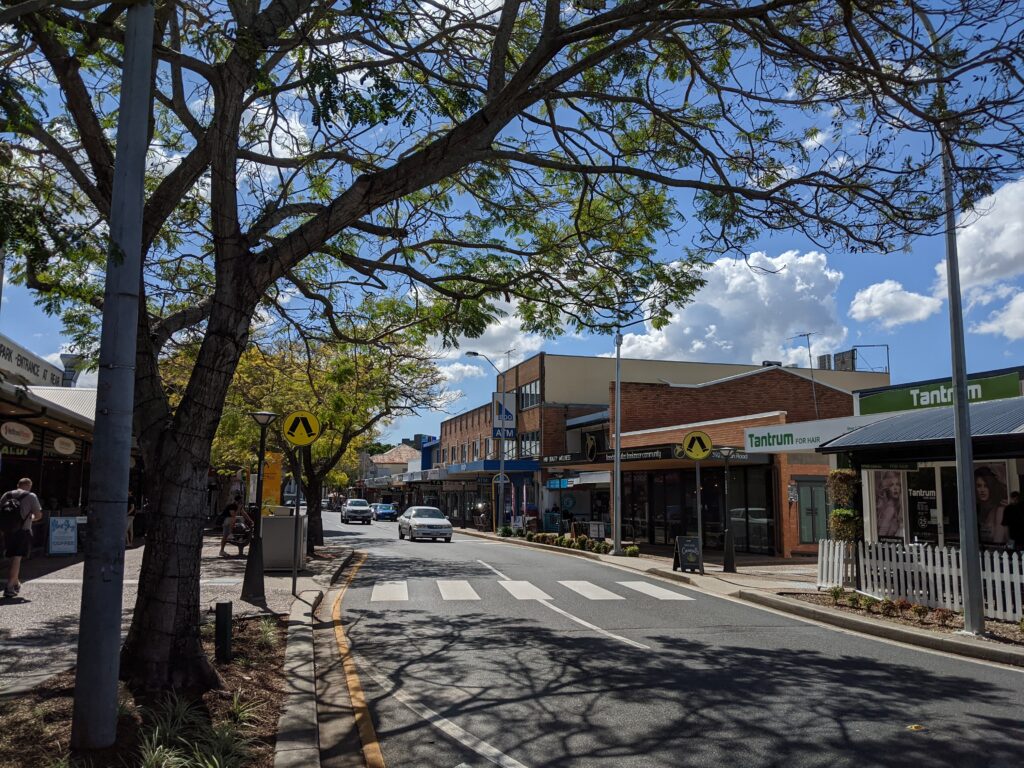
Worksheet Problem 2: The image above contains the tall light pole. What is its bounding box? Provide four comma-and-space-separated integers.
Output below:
912, 8, 983, 634
71, 0, 155, 750
790, 332, 820, 419
467, 351, 513, 530
612, 330, 624, 555
242, 411, 278, 602
719, 446, 737, 573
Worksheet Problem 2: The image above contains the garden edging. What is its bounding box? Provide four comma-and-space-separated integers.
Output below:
456, 528, 606, 560
740, 590, 1024, 668
273, 589, 325, 768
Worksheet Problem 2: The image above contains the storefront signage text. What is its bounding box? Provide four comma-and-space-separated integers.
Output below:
1, 421, 34, 446
0, 336, 63, 386
858, 372, 1019, 415
744, 415, 884, 453
53, 436, 76, 455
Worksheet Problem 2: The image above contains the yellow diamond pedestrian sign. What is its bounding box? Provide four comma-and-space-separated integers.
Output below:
282, 410, 321, 446
681, 430, 713, 461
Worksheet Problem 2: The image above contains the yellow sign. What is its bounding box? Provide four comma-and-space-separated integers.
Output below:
282, 410, 322, 446
681, 430, 713, 461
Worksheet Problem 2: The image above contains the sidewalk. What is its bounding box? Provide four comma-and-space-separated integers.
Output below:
0, 533, 350, 696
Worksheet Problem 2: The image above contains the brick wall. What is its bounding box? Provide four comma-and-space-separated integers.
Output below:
611, 368, 853, 434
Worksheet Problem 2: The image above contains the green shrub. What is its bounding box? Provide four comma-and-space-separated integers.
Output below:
575, 535, 589, 550
624, 545, 640, 557
895, 598, 912, 618
861, 596, 880, 613
826, 469, 859, 508
256, 617, 278, 651
879, 599, 897, 617
498, 525, 513, 537
513, 527, 526, 537
827, 585, 845, 605
226, 691, 261, 725
846, 592, 862, 609
556, 535, 568, 548
934, 608, 955, 627
524, 531, 535, 541
911, 604, 929, 622
828, 508, 863, 541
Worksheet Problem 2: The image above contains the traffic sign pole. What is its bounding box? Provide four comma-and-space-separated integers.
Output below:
292, 451, 301, 596
695, 461, 704, 575
281, 410, 322, 597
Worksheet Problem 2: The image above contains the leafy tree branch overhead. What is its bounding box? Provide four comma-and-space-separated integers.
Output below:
2, 0, 1023, 691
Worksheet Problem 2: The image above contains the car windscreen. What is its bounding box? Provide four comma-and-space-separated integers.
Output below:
347, 500, 369, 507
411, 508, 445, 519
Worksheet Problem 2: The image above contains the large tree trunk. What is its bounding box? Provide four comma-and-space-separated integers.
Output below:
121, 279, 254, 692
304, 474, 324, 555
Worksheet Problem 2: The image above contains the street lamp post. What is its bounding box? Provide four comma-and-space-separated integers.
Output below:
719, 446, 737, 573
466, 351, 512, 531
242, 411, 278, 602
612, 330, 624, 555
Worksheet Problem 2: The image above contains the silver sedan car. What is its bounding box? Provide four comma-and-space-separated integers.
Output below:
398, 506, 453, 542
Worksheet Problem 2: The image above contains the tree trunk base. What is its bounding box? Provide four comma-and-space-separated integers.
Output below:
120, 640, 222, 696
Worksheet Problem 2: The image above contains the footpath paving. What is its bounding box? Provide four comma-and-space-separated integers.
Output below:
0, 533, 350, 696
457, 528, 1024, 668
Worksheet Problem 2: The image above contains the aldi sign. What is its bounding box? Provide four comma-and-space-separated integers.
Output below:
858, 372, 1020, 415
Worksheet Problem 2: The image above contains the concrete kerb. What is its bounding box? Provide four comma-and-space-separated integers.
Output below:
274, 589, 325, 768
740, 590, 1024, 669
456, 527, 605, 561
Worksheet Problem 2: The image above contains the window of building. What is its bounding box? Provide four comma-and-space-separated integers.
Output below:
518, 379, 540, 410
485, 437, 492, 458
472, 439, 479, 461
503, 439, 516, 460
460, 444, 467, 462
441, 447, 447, 464
518, 430, 540, 458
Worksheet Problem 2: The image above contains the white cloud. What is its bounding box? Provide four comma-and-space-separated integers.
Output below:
848, 279, 942, 328
935, 179, 1024, 296
971, 294, 1024, 341
802, 128, 830, 150
619, 251, 848, 365
433, 299, 546, 370
438, 362, 486, 383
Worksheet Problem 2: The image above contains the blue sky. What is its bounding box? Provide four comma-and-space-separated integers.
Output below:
3, 181, 1022, 446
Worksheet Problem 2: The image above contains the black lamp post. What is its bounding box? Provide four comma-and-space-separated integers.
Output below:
242, 410, 278, 602
719, 446, 737, 573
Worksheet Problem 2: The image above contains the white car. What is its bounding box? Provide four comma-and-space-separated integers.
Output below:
398, 506, 453, 542
342, 498, 372, 524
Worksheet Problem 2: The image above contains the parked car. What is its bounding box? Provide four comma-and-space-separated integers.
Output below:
371, 503, 398, 521
398, 506, 453, 542
342, 498, 372, 524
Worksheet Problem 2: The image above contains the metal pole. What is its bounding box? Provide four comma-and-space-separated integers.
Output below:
612, 330, 623, 555
292, 451, 301, 597
497, 368, 505, 531
242, 423, 269, 601
695, 462, 704, 574
910, 7, 983, 634
71, 0, 155, 750
942, 139, 983, 633
723, 454, 736, 573
804, 334, 820, 419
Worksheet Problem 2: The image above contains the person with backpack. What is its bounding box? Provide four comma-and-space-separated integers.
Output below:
219, 494, 252, 557
1, 477, 43, 599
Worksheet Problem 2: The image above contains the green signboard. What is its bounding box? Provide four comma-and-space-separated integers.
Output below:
858, 372, 1020, 415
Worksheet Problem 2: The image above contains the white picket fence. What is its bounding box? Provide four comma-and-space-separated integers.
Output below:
817, 539, 1024, 622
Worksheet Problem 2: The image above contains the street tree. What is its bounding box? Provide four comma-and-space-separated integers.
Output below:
3, 0, 1024, 691
203, 335, 448, 553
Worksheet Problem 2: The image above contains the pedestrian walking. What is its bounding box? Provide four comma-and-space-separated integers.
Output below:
1, 478, 44, 599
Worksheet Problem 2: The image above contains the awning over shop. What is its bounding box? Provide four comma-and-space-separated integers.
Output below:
443, 459, 539, 477
818, 395, 1024, 460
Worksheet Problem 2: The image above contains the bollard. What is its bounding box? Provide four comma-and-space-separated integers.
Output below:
215, 600, 232, 662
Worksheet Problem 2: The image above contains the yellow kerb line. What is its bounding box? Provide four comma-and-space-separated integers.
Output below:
332, 551, 386, 768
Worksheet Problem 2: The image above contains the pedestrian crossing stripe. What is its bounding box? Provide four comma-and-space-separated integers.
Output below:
367, 578, 692, 602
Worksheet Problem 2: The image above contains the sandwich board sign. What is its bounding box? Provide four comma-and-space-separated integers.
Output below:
672, 535, 703, 574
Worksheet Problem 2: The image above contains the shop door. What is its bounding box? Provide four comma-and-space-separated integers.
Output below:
798, 482, 827, 543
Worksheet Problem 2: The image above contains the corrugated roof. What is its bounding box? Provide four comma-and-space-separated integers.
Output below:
819, 396, 1024, 452
371, 443, 421, 464
27, 386, 97, 424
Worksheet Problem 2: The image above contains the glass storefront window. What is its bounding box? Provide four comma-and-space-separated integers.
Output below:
651, 472, 666, 544
745, 466, 772, 554
665, 471, 683, 541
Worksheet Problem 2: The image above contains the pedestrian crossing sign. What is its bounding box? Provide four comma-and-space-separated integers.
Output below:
282, 410, 322, 446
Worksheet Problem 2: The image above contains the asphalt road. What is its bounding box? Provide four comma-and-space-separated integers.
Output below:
331, 514, 1024, 768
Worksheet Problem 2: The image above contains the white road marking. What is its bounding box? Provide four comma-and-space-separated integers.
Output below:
370, 581, 409, 602
498, 581, 552, 601
558, 580, 624, 601
438, 580, 481, 601
539, 601, 651, 650
357, 659, 531, 768
476, 559, 510, 580
617, 581, 693, 601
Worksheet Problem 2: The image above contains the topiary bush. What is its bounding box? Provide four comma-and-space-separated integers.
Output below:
624, 545, 640, 557
829, 508, 863, 541
498, 525, 513, 537
826, 469, 860, 508
525, 531, 535, 541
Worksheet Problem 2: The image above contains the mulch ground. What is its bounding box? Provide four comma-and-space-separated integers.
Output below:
0, 614, 288, 767
789, 591, 1024, 647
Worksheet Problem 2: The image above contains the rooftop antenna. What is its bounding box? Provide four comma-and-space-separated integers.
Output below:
788, 332, 820, 419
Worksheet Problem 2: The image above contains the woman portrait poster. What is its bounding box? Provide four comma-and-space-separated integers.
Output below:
874, 470, 904, 539
974, 463, 1009, 546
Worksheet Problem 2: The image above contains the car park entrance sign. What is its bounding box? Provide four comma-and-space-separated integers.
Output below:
283, 410, 321, 446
